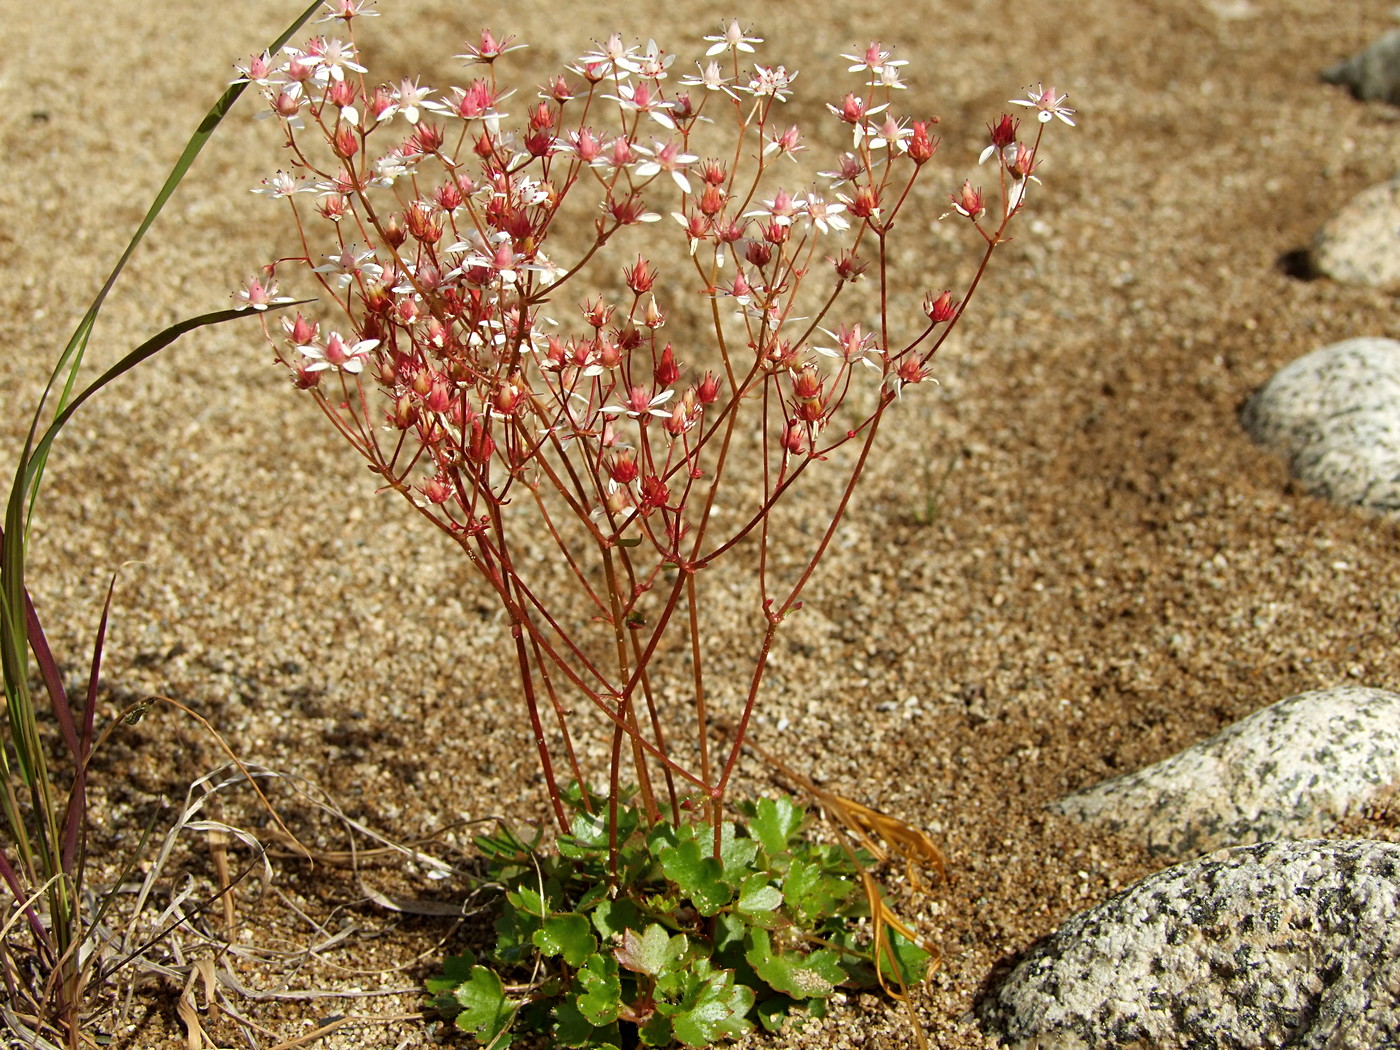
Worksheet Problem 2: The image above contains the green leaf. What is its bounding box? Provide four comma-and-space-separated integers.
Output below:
450, 965, 517, 1047
745, 929, 845, 999
425, 952, 476, 997
534, 913, 596, 967
783, 856, 854, 926
750, 796, 806, 858
591, 897, 641, 940
507, 885, 549, 918
638, 1012, 673, 1046
735, 873, 783, 926
877, 928, 932, 987
667, 963, 755, 1047
717, 824, 759, 875
658, 839, 733, 916
755, 994, 800, 1033
552, 998, 596, 1047
575, 953, 622, 1027
615, 924, 687, 977
559, 804, 639, 860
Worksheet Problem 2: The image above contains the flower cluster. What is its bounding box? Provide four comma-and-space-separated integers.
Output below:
242, 3, 1070, 828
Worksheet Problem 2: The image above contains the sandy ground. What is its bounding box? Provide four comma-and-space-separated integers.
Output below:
3, 0, 1399, 1047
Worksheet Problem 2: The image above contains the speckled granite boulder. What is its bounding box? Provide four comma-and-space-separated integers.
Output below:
1310, 178, 1400, 291
978, 840, 1400, 1050
1240, 338, 1400, 512
1050, 686, 1400, 858
1322, 27, 1400, 105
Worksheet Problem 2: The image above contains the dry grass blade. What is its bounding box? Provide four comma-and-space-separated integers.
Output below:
720, 725, 948, 887
716, 724, 945, 1045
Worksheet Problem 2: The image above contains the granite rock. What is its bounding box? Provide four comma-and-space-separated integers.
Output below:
1050, 686, 1400, 859
1240, 338, 1400, 512
978, 839, 1400, 1050
1310, 178, 1400, 291
1322, 27, 1400, 105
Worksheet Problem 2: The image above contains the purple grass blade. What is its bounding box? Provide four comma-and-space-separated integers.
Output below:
60, 575, 114, 876
0, 846, 54, 957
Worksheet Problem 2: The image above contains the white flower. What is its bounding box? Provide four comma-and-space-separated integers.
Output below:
704, 21, 762, 56
312, 244, 383, 287
1011, 83, 1075, 126
252, 170, 311, 198
297, 332, 378, 373
749, 65, 796, 101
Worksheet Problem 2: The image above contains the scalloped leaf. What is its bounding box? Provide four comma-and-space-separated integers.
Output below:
749, 796, 806, 858
745, 928, 845, 998
658, 839, 733, 915
534, 912, 597, 967
450, 964, 517, 1046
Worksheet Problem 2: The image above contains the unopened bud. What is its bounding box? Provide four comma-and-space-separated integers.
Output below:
383, 214, 406, 249
333, 125, 359, 158
624, 255, 656, 294
924, 290, 958, 323
607, 449, 639, 484
424, 474, 453, 504
467, 419, 495, 464
654, 344, 680, 386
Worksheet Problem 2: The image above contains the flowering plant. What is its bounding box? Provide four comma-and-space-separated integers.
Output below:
247, 5, 1070, 828
246, 6, 1069, 1040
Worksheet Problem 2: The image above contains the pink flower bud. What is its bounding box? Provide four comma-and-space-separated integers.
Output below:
425, 377, 453, 414
699, 159, 727, 186
924, 290, 958, 323
333, 126, 359, 158
698, 183, 726, 217
391, 391, 417, 429
640, 475, 669, 510
607, 449, 639, 484
624, 255, 656, 294
467, 420, 495, 464
847, 185, 880, 219
792, 364, 823, 400
909, 120, 939, 165
610, 137, 635, 167
654, 344, 680, 387
369, 86, 394, 121
492, 381, 523, 415
834, 93, 866, 124
435, 179, 463, 211
780, 421, 806, 455
273, 90, 302, 119
832, 251, 868, 283
987, 113, 1018, 150
952, 180, 984, 218
544, 75, 574, 102
424, 474, 453, 504
382, 213, 406, 248
327, 79, 356, 109
571, 127, 602, 162
406, 201, 442, 244
696, 372, 720, 405
582, 298, 614, 328
285, 313, 318, 345
898, 356, 928, 386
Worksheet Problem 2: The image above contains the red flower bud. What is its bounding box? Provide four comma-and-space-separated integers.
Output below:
924, 290, 958, 323
654, 344, 680, 387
